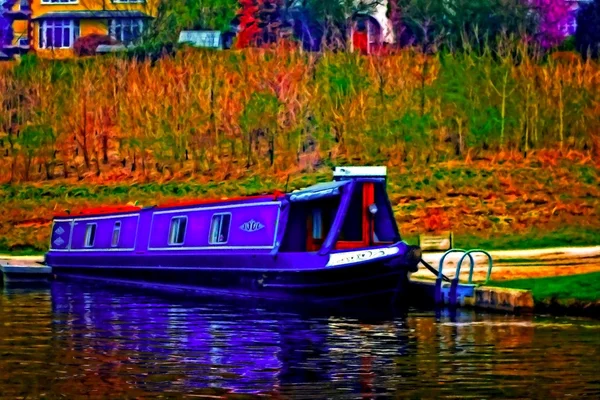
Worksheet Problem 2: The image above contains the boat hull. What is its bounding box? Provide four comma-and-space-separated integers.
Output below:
49, 259, 415, 304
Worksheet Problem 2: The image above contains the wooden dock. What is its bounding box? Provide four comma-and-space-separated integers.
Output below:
409, 278, 534, 313
0, 260, 53, 283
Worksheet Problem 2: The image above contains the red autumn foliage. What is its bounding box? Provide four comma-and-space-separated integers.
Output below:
235, 0, 287, 48
236, 0, 262, 48
74, 34, 118, 57
422, 207, 451, 232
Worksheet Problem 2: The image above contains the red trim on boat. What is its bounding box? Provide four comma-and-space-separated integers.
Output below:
363, 182, 375, 245
334, 182, 374, 250
54, 205, 142, 218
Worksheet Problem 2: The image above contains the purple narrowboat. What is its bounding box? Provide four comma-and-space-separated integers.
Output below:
45, 167, 422, 303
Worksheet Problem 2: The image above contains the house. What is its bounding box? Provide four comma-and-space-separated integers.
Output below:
283, 0, 393, 53
178, 30, 236, 50
348, 0, 595, 53
350, 0, 393, 54
1, 0, 157, 58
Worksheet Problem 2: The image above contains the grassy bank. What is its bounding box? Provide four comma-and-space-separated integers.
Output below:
489, 272, 600, 316
0, 156, 598, 253
490, 272, 600, 302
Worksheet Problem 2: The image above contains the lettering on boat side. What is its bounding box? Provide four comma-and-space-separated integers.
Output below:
240, 219, 264, 233
326, 247, 400, 267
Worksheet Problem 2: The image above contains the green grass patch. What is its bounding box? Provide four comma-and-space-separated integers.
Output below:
0, 248, 45, 257
489, 272, 600, 302
402, 235, 420, 246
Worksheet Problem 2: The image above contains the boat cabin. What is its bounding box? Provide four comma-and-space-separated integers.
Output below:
280, 167, 399, 254
48, 167, 400, 257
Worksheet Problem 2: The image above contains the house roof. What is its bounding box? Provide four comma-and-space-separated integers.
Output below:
32, 11, 153, 21
3, 10, 33, 19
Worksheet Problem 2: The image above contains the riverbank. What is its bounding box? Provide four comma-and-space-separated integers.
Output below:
489, 272, 600, 317
414, 246, 600, 317
416, 246, 600, 281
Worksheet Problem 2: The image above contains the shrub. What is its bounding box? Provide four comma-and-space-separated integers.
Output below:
73, 34, 118, 57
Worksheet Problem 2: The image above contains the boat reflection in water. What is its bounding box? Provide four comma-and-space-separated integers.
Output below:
49, 281, 416, 397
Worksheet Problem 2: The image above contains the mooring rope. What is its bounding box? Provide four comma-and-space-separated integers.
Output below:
420, 258, 451, 282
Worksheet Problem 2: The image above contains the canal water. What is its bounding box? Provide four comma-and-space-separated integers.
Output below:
1, 281, 599, 399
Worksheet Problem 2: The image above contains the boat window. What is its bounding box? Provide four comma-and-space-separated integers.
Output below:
209, 213, 231, 244
84, 223, 96, 248
312, 209, 323, 239
111, 221, 121, 247
339, 184, 364, 241
168, 217, 187, 245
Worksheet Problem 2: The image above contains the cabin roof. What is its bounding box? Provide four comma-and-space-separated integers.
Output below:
154, 192, 284, 210
52, 192, 287, 219
288, 180, 350, 202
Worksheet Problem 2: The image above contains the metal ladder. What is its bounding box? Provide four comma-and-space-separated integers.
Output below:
433, 249, 494, 306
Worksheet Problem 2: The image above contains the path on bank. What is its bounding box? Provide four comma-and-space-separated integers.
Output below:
415, 246, 600, 282
1, 246, 600, 283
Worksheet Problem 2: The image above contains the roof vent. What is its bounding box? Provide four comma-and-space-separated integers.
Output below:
333, 166, 387, 181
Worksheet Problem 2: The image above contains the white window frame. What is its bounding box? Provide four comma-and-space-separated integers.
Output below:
209, 213, 231, 245
40, 0, 79, 4
38, 19, 80, 49
84, 223, 97, 248
111, 221, 121, 247
168, 216, 187, 246
109, 18, 145, 44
